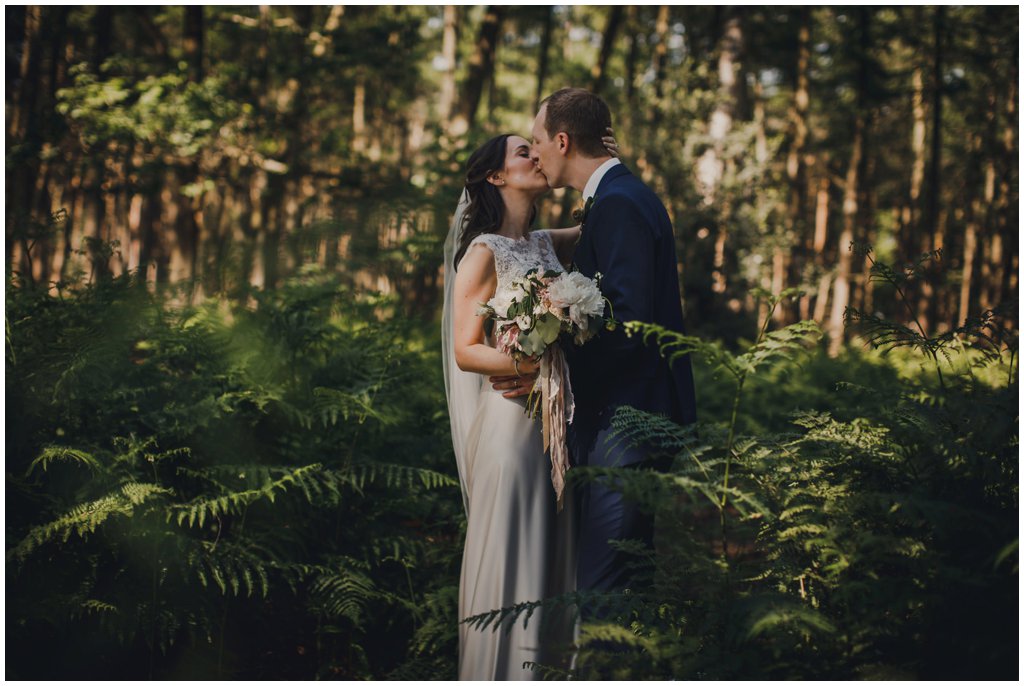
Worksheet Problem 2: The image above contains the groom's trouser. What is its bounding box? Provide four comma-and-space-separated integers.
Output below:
576, 425, 661, 617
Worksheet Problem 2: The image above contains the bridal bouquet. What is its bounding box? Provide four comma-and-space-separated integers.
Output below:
477, 269, 612, 509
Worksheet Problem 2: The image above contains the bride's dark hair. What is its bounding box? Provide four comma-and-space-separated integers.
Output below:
454, 134, 536, 270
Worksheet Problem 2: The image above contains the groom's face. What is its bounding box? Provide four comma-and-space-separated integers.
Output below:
530, 105, 566, 189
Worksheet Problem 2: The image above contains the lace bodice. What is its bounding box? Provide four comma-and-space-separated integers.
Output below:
468, 231, 565, 294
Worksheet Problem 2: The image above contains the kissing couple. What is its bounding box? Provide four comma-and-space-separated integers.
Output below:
441, 88, 698, 680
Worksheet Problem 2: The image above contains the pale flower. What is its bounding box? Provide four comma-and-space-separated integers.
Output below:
545, 272, 605, 329
486, 290, 516, 319
515, 314, 533, 331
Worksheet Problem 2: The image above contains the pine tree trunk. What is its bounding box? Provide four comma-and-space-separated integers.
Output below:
907, 61, 926, 260
787, 7, 810, 218
697, 9, 745, 206
787, 8, 811, 324
827, 10, 872, 356
916, 6, 945, 333
439, 6, 459, 125
959, 157, 987, 324
7, 5, 43, 283
533, 6, 553, 112
828, 122, 862, 356
810, 165, 832, 323
590, 6, 624, 95
450, 6, 505, 136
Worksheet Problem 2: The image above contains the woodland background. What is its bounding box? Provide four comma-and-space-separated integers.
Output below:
5, 5, 1019, 680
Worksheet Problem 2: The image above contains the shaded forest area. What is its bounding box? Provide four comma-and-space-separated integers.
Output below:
5, 5, 1019, 681
6, 5, 1018, 342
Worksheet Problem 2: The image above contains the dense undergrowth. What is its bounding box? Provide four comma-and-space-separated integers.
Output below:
6, 270, 464, 679
6, 260, 1018, 679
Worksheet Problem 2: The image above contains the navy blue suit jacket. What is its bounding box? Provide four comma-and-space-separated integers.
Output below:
565, 164, 697, 467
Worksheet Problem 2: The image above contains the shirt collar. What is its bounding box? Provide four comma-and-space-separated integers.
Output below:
582, 157, 621, 201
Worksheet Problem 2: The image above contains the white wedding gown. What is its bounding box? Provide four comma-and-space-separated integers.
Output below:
454, 231, 577, 680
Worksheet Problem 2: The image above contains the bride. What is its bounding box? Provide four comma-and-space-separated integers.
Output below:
441, 132, 616, 680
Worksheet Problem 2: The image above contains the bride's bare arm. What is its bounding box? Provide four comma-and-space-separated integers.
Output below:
544, 227, 582, 267
453, 243, 540, 377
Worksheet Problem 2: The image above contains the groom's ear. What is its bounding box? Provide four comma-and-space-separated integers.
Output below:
555, 132, 570, 157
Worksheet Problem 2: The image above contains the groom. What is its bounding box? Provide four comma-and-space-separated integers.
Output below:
529, 88, 697, 597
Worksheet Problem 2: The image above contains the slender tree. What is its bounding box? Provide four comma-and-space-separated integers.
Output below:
439, 6, 459, 127
450, 6, 505, 136
533, 6, 553, 113
828, 9, 872, 356
590, 6, 624, 95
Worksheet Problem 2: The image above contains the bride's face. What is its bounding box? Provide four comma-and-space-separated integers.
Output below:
490, 135, 549, 197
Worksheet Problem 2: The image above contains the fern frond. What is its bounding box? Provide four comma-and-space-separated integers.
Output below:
463, 589, 644, 635
623, 320, 739, 375
745, 600, 836, 639
186, 540, 275, 598
347, 462, 459, 492
735, 320, 823, 375
578, 621, 657, 654
523, 660, 577, 680
26, 445, 103, 475
170, 463, 342, 527
312, 386, 392, 427
11, 482, 171, 560
309, 556, 378, 623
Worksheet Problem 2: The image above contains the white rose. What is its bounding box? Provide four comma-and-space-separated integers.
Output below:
546, 272, 605, 329
515, 314, 533, 330
486, 290, 516, 318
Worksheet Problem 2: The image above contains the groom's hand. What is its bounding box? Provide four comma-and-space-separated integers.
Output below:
490, 371, 539, 399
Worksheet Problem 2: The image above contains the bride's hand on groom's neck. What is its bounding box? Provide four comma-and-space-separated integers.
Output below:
603, 127, 620, 159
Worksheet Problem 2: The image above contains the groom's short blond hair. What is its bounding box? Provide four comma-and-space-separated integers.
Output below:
540, 88, 612, 159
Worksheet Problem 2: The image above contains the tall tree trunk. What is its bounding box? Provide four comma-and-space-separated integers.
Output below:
697, 8, 745, 205
828, 10, 871, 356
916, 6, 945, 332
450, 6, 505, 136
353, 71, 367, 153
959, 149, 989, 324
786, 8, 810, 224
157, 6, 206, 295
439, 6, 459, 126
7, 5, 43, 283
828, 122, 863, 356
998, 48, 1018, 312
787, 8, 811, 323
533, 6, 553, 112
810, 164, 832, 323
8, 5, 41, 141
906, 60, 926, 260
590, 6, 624, 95
701, 9, 746, 295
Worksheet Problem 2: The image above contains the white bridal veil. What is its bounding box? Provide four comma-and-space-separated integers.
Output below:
441, 189, 478, 514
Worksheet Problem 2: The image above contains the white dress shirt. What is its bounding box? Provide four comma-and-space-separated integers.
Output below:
582, 157, 621, 201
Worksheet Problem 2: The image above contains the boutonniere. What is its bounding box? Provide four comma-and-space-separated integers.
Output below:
571, 195, 596, 226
